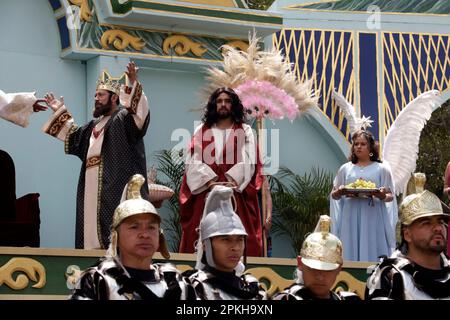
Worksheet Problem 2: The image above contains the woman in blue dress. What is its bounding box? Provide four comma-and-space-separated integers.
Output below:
330, 130, 398, 262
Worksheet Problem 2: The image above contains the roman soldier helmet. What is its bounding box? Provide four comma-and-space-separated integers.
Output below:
399, 190, 450, 226
107, 174, 170, 259
300, 215, 343, 271
195, 185, 247, 272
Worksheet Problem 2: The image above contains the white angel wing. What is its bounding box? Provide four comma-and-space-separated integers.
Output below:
332, 90, 372, 135
383, 90, 442, 195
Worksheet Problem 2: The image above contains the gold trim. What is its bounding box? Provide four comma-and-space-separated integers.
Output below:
163, 35, 207, 57
0, 258, 46, 290
86, 155, 101, 169
224, 40, 249, 52
74, 47, 222, 63
64, 124, 78, 155
180, 0, 237, 7
246, 267, 293, 297
121, 8, 281, 28
129, 82, 143, 114
101, 30, 145, 51
333, 271, 366, 299
46, 111, 73, 138
68, 0, 92, 22
98, 22, 247, 41
0, 247, 374, 267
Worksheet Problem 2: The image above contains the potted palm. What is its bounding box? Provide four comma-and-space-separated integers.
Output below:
269, 167, 334, 257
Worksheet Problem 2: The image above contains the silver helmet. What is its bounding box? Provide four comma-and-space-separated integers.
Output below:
196, 185, 247, 271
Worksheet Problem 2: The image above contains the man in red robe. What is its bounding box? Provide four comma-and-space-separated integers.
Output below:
179, 87, 263, 256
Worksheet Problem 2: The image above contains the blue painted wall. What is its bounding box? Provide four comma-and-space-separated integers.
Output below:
0, 1, 86, 248
0, 2, 345, 258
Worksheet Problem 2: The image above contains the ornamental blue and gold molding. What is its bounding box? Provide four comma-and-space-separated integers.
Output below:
47, 0, 275, 64
0, 247, 369, 299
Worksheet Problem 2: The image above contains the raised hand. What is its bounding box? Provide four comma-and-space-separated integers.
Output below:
44, 92, 64, 112
33, 99, 48, 112
125, 61, 139, 85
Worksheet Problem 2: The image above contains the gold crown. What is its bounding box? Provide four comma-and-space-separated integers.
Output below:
400, 190, 449, 225
96, 70, 127, 95
300, 215, 343, 271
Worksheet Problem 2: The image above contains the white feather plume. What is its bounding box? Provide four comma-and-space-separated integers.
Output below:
202, 34, 317, 115
332, 90, 373, 135
383, 90, 442, 195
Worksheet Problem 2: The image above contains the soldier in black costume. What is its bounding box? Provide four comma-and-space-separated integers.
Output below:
185, 185, 267, 300
70, 174, 194, 300
366, 190, 450, 300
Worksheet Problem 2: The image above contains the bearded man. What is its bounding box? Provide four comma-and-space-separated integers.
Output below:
41, 61, 150, 249
179, 87, 263, 257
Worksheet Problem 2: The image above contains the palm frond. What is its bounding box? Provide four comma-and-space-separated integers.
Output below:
152, 149, 186, 252
270, 166, 333, 256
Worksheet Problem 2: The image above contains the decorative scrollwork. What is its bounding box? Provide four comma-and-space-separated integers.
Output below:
224, 40, 249, 52
68, 0, 92, 22
333, 271, 366, 299
101, 30, 145, 51
0, 258, 46, 290
246, 267, 293, 297
163, 35, 207, 57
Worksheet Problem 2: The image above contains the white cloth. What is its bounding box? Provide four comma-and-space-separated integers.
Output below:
0, 90, 36, 127
185, 123, 256, 194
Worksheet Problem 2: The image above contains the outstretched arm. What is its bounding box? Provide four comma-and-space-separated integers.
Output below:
0, 90, 43, 127
41, 92, 75, 142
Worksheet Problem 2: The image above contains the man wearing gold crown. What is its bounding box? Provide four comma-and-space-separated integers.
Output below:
273, 215, 359, 300
41, 61, 150, 250
365, 190, 450, 300
70, 174, 195, 300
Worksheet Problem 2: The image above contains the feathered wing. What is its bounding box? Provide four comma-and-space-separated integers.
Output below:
382, 90, 442, 195
332, 90, 359, 135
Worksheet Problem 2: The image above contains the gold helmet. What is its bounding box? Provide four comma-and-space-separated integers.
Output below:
300, 215, 343, 271
109, 174, 170, 259
399, 190, 450, 226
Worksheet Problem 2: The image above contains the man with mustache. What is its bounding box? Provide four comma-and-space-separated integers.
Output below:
41, 61, 150, 250
70, 174, 194, 300
179, 87, 264, 257
366, 190, 450, 300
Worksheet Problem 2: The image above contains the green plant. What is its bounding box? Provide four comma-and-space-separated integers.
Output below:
269, 167, 334, 257
152, 149, 185, 252
416, 99, 450, 200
